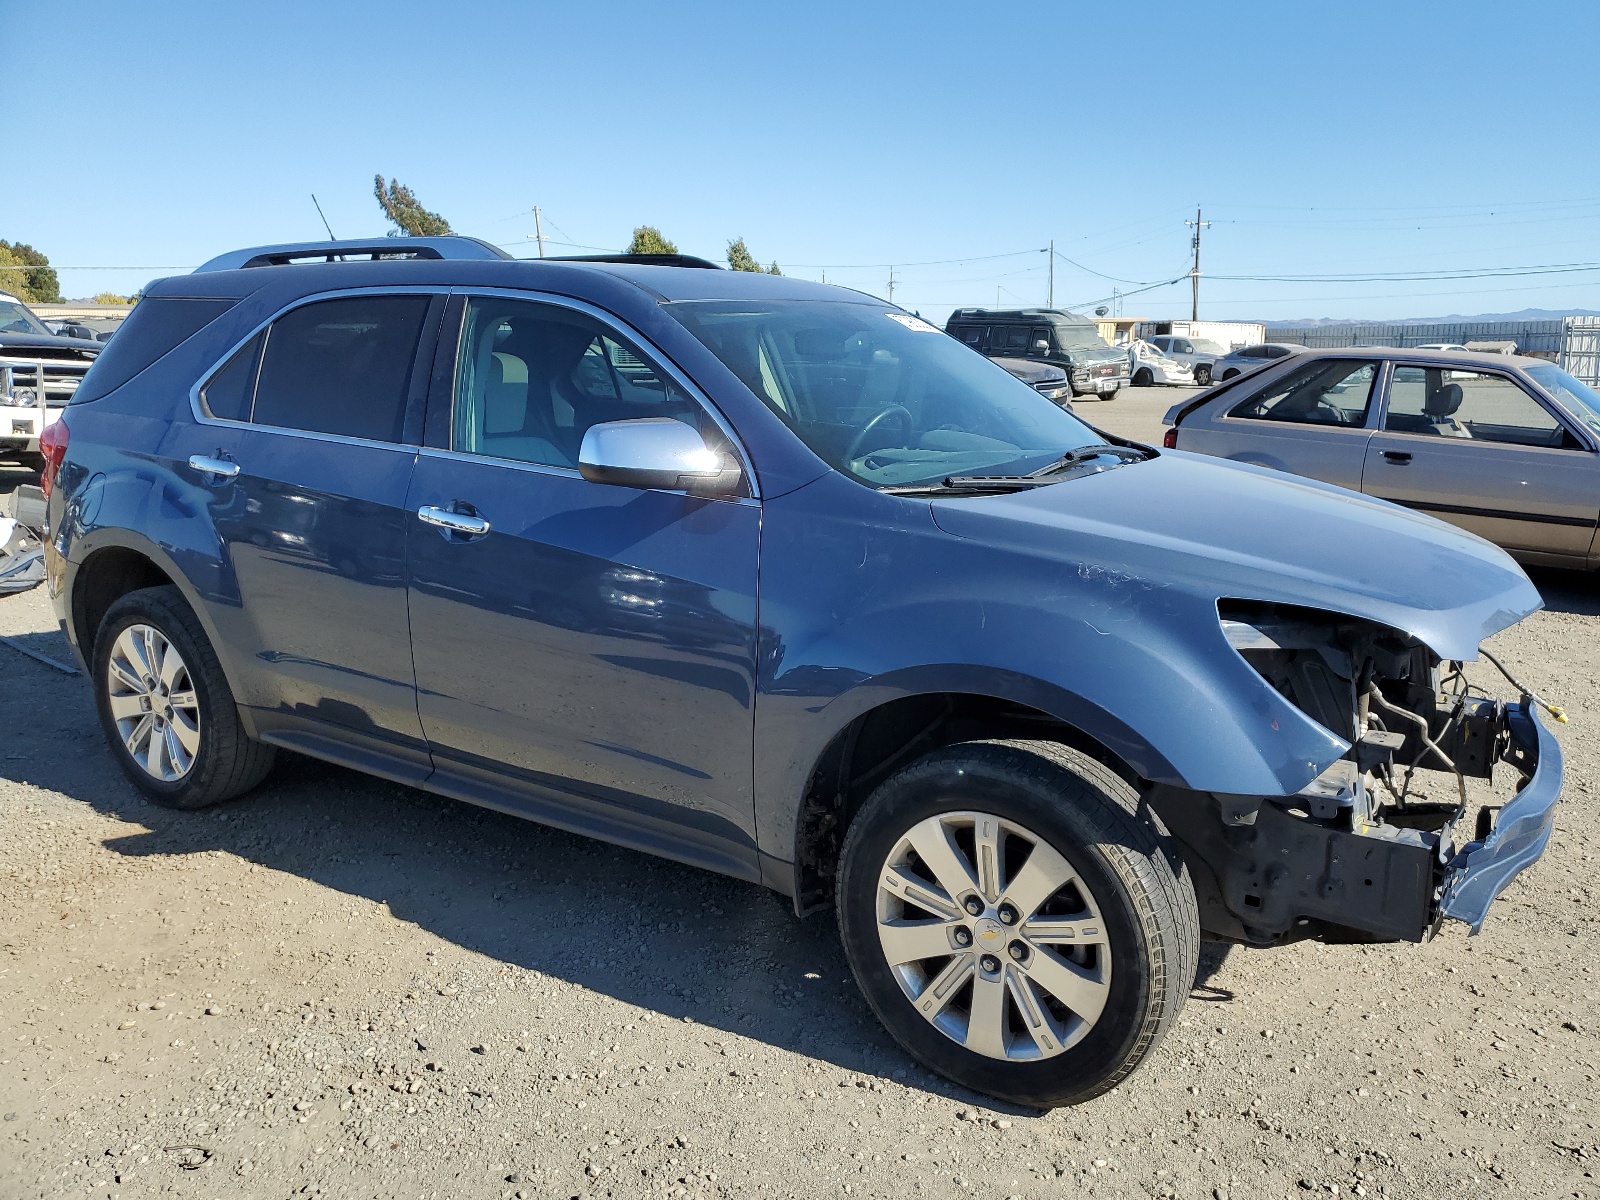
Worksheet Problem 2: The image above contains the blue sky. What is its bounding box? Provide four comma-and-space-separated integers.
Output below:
7, 0, 1600, 324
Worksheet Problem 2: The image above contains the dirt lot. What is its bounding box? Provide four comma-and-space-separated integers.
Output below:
1, 417, 1597, 1200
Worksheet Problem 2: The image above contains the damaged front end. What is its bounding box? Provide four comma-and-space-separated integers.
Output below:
1147, 601, 1564, 946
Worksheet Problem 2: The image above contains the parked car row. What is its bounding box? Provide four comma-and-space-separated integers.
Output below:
44, 237, 1566, 1109
0, 290, 104, 466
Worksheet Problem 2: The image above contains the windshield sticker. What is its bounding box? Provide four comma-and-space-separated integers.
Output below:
885, 313, 941, 333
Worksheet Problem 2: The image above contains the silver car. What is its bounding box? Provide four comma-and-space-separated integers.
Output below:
1146, 335, 1227, 385
1162, 348, 1600, 569
1207, 342, 1305, 382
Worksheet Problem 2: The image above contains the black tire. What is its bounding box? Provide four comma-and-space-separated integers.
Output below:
93, 585, 275, 809
836, 739, 1198, 1108
17, 452, 45, 473
1098, 387, 1119, 402
1194, 365, 1212, 386
1132, 368, 1153, 388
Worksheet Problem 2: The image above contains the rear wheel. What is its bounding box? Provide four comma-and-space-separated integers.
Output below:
1221, 369, 1239, 381
93, 586, 275, 809
836, 740, 1198, 1107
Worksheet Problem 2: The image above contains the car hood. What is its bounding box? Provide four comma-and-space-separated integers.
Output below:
1070, 346, 1127, 365
928, 450, 1541, 661
0, 332, 101, 361
992, 356, 1067, 383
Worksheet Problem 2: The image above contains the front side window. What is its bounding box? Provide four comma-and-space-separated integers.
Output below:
1385, 366, 1580, 448
1229, 358, 1377, 426
452, 297, 725, 471
0, 299, 48, 336
664, 299, 1104, 489
1526, 364, 1600, 440
1173, 339, 1193, 354
251, 295, 429, 441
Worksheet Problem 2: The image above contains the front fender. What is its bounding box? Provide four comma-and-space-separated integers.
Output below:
752, 473, 1348, 864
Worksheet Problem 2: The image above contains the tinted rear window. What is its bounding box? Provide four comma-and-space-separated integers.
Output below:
71, 298, 236, 404
251, 295, 429, 442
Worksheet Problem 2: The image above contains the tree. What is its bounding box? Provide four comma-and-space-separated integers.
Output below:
627, 226, 678, 256
726, 237, 781, 274
0, 247, 30, 301
373, 176, 453, 237
0, 241, 62, 303
92, 292, 132, 305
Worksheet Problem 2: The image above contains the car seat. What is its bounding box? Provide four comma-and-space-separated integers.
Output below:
1425, 383, 1470, 437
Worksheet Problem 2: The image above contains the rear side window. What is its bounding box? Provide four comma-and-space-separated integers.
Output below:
71, 298, 236, 404
1229, 358, 1378, 427
200, 332, 264, 422
251, 295, 430, 442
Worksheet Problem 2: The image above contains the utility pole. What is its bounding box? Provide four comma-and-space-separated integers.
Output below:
1185, 206, 1211, 321
887, 265, 896, 305
1048, 240, 1054, 309
533, 206, 546, 258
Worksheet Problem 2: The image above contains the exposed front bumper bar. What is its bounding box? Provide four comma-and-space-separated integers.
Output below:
1439, 701, 1563, 934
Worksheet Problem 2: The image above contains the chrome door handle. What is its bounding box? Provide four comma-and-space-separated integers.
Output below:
417, 505, 491, 536
188, 454, 240, 479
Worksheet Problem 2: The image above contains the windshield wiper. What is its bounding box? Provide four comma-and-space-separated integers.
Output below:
878, 443, 1154, 496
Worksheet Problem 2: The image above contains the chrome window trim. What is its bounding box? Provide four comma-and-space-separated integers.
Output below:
443, 286, 761, 499
186, 285, 450, 452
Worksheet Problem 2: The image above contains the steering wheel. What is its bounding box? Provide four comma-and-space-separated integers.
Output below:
1314, 401, 1354, 425
844, 404, 914, 463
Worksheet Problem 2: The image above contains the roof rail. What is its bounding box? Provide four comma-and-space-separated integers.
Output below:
193, 236, 513, 273
549, 253, 723, 270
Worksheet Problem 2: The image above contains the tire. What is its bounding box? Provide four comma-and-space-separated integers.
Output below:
1132, 369, 1153, 388
93, 585, 275, 809
1098, 387, 1119, 402
1221, 369, 1239, 381
836, 739, 1198, 1108
1194, 365, 1212, 387
17, 452, 45, 473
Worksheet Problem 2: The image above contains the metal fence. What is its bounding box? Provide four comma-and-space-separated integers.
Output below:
1264, 320, 1567, 355
1559, 317, 1600, 387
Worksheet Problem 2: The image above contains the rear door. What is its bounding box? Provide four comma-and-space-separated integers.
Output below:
170, 291, 440, 771
403, 293, 763, 875
1361, 363, 1600, 559
1180, 356, 1380, 490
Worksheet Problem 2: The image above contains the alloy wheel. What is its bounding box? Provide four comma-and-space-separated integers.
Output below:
875, 810, 1111, 1062
105, 623, 201, 781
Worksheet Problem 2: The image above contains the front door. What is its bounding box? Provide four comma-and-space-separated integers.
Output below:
170, 292, 439, 769
1361, 364, 1600, 559
404, 295, 762, 874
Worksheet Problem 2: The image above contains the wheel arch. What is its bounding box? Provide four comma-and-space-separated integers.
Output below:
784, 677, 1169, 916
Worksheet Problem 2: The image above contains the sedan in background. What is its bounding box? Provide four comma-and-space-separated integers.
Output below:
1163, 347, 1600, 569
1126, 339, 1195, 387
1208, 342, 1305, 382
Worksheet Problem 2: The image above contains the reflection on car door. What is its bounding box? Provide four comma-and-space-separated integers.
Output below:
1188, 357, 1379, 490
1361, 364, 1600, 560
403, 295, 763, 878
171, 293, 438, 772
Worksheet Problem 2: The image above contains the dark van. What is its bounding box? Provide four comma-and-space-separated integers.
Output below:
945, 308, 1131, 399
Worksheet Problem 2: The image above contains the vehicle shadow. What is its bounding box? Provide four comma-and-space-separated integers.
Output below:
1, 648, 1233, 1113
1527, 566, 1600, 617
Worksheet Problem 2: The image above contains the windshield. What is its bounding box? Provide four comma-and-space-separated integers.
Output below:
664, 300, 1105, 488
1053, 324, 1108, 351
1192, 339, 1225, 354
0, 300, 47, 337
1526, 364, 1600, 437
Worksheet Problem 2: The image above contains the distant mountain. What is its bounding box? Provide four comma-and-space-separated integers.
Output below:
1267, 308, 1600, 328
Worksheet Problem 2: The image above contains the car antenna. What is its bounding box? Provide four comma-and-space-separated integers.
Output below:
311, 194, 337, 240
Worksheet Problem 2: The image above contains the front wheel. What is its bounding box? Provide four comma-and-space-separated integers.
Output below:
1194, 365, 1212, 386
836, 740, 1198, 1108
93, 585, 275, 809
1132, 368, 1153, 387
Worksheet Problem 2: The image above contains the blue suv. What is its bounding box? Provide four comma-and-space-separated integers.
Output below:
44, 237, 1564, 1107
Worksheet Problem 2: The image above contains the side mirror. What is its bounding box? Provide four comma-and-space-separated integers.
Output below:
1033, 339, 1050, 353
578, 417, 742, 496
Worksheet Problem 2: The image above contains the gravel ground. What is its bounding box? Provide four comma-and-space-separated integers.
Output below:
1, 423, 1597, 1200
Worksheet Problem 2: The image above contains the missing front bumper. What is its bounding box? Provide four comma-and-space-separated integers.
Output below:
1148, 700, 1563, 945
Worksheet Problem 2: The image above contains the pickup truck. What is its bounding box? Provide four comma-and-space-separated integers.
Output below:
0, 291, 102, 467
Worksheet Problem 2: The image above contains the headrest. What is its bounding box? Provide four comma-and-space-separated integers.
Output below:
1426, 383, 1463, 418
